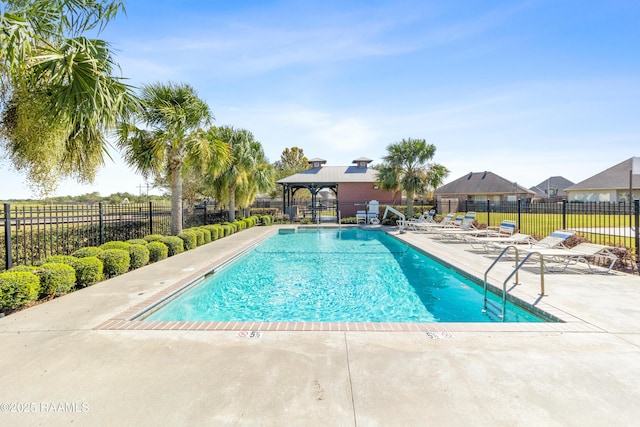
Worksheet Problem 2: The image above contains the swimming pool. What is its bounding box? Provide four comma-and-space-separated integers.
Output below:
143, 228, 545, 323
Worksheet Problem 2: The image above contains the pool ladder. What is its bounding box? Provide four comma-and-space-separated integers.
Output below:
483, 245, 546, 321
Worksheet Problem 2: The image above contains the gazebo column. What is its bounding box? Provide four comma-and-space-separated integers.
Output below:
310, 185, 319, 222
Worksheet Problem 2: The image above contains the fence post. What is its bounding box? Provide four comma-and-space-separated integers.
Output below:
4, 203, 12, 270
517, 199, 522, 231
99, 202, 105, 245
562, 199, 567, 229
486, 200, 491, 226
149, 201, 153, 235
203, 200, 208, 226
635, 199, 639, 270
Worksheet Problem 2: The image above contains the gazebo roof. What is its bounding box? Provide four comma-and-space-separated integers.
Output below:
277, 165, 379, 185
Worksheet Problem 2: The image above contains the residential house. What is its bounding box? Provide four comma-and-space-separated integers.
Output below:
564, 157, 640, 202
529, 176, 574, 200
434, 171, 535, 212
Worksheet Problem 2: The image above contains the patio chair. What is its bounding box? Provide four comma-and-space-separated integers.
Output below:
357, 200, 380, 224
402, 210, 435, 230
490, 229, 576, 256
467, 232, 534, 252
409, 212, 455, 232
435, 212, 479, 239
519, 242, 620, 273
439, 219, 516, 242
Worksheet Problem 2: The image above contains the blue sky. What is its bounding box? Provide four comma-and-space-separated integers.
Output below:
2, 0, 640, 199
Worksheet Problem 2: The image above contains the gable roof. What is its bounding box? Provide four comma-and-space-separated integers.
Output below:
277, 165, 379, 185
529, 176, 574, 197
565, 157, 640, 191
434, 171, 535, 195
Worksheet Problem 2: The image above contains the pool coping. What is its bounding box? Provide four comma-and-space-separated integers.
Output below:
94, 225, 606, 333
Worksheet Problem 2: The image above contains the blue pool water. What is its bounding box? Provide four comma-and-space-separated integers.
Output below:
145, 228, 544, 323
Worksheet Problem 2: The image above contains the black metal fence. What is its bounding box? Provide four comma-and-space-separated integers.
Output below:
437, 199, 640, 268
1, 202, 172, 271
3, 198, 638, 271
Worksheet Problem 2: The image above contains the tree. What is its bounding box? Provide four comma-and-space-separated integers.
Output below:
425, 163, 450, 200
206, 126, 272, 222
116, 82, 214, 235
271, 146, 309, 198
377, 138, 447, 218
0, 0, 136, 196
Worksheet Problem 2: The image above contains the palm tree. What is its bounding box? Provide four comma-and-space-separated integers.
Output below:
0, 0, 135, 195
117, 81, 213, 235
206, 126, 272, 222
377, 138, 443, 218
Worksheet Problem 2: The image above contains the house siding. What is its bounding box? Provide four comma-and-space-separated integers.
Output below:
338, 183, 398, 217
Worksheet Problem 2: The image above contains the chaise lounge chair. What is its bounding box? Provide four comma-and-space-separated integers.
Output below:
519, 242, 620, 273
410, 212, 456, 233
435, 212, 479, 239
467, 232, 534, 252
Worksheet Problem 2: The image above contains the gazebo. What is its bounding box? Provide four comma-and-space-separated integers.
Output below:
277, 157, 399, 222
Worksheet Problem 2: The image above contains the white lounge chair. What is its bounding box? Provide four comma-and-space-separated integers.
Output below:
406, 210, 435, 227
410, 212, 456, 232
468, 232, 534, 252
440, 219, 516, 242
520, 242, 620, 273
436, 212, 478, 239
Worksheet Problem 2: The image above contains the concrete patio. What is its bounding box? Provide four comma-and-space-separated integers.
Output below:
1, 225, 639, 426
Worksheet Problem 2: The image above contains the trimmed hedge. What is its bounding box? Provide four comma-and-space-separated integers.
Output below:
129, 244, 150, 270
127, 238, 148, 245
147, 241, 168, 263
198, 227, 212, 243
260, 215, 273, 225
220, 224, 233, 237
36, 262, 76, 297
98, 249, 130, 278
192, 228, 205, 246
73, 256, 104, 287
0, 271, 40, 311
99, 241, 131, 251
203, 224, 222, 240
144, 234, 165, 242
178, 230, 197, 250
73, 246, 103, 258
159, 236, 184, 256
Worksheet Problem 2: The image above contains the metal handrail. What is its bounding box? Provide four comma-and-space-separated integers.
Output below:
483, 246, 546, 321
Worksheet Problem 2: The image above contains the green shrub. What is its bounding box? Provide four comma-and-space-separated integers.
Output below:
35, 263, 76, 297
178, 230, 197, 250
198, 227, 212, 243
147, 241, 168, 263
260, 215, 273, 225
72, 246, 103, 258
160, 236, 184, 256
129, 244, 150, 270
9, 265, 37, 273
73, 256, 103, 287
222, 222, 237, 234
203, 224, 221, 240
144, 234, 165, 242
220, 224, 233, 237
234, 220, 246, 231
42, 255, 77, 265
127, 238, 149, 245
99, 241, 131, 251
0, 271, 40, 311
191, 228, 205, 246
97, 249, 130, 278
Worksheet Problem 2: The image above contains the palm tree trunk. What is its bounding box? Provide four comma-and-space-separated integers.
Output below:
406, 190, 415, 218
170, 160, 183, 235
228, 184, 236, 222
